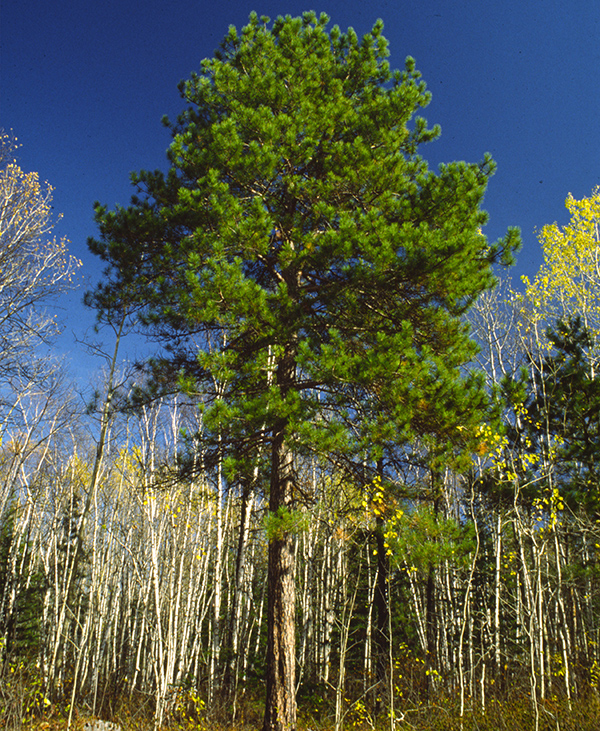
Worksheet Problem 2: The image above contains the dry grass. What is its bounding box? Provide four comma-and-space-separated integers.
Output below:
8, 691, 600, 731
4, 660, 599, 731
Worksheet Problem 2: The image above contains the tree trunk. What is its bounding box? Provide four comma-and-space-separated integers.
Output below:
373, 517, 389, 716
263, 346, 297, 731
223, 479, 254, 711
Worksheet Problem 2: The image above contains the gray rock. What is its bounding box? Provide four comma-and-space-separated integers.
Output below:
83, 722, 122, 731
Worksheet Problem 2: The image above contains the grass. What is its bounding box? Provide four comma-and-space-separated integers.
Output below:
8, 690, 600, 731
4, 659, 600, 731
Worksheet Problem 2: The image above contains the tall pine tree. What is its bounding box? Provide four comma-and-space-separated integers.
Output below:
87, 12, 519, 730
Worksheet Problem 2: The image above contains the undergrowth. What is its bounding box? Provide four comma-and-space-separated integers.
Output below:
6, 684, 600, 731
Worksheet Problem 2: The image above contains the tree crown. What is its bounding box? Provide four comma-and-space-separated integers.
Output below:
88, 13, 520, 473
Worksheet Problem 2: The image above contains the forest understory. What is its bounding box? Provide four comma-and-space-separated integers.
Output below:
5, 675, 600, 731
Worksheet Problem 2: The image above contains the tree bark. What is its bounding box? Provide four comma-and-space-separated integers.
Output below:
263, 346, 297, 731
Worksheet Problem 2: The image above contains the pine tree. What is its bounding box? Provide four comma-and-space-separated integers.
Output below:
87, 12, 519, 730
524, 317, 600, 516
0, 497, 44, 661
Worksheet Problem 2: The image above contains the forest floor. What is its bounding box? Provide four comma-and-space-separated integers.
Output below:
13, 692, 600, 731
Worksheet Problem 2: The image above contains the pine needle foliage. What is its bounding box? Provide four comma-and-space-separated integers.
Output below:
87, 11, 519, 473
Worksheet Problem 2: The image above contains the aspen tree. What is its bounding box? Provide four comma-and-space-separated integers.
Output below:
523, 187, 600, 354
0, 134, 80, 695
0, 133, 80, 382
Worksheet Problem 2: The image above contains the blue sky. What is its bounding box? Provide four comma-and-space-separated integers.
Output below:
2, 0, 599, 375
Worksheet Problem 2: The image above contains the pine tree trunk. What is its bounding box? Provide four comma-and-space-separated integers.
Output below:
263, 346, 297, 731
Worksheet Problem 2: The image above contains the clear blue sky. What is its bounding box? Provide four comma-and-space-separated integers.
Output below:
2, 0, 599, 373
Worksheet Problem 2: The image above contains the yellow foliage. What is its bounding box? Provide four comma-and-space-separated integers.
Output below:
0, 133, 82, 354
522, 187, 600, 339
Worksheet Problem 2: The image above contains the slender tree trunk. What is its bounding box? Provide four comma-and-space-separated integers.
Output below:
425, 491, 441, 693
224, 479, 254, 713
363, 543, 375, 696
493, 513, 503, 681
335, 547, 358, 731
263, 344, 297, 731
373, 517, 389, 717
208, 442, 224, 709
459, 484, 480, 724
406, 569, 427, 656
553, 527, 572, 703
61, 314, 126, 726
320, 533, 334, 683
